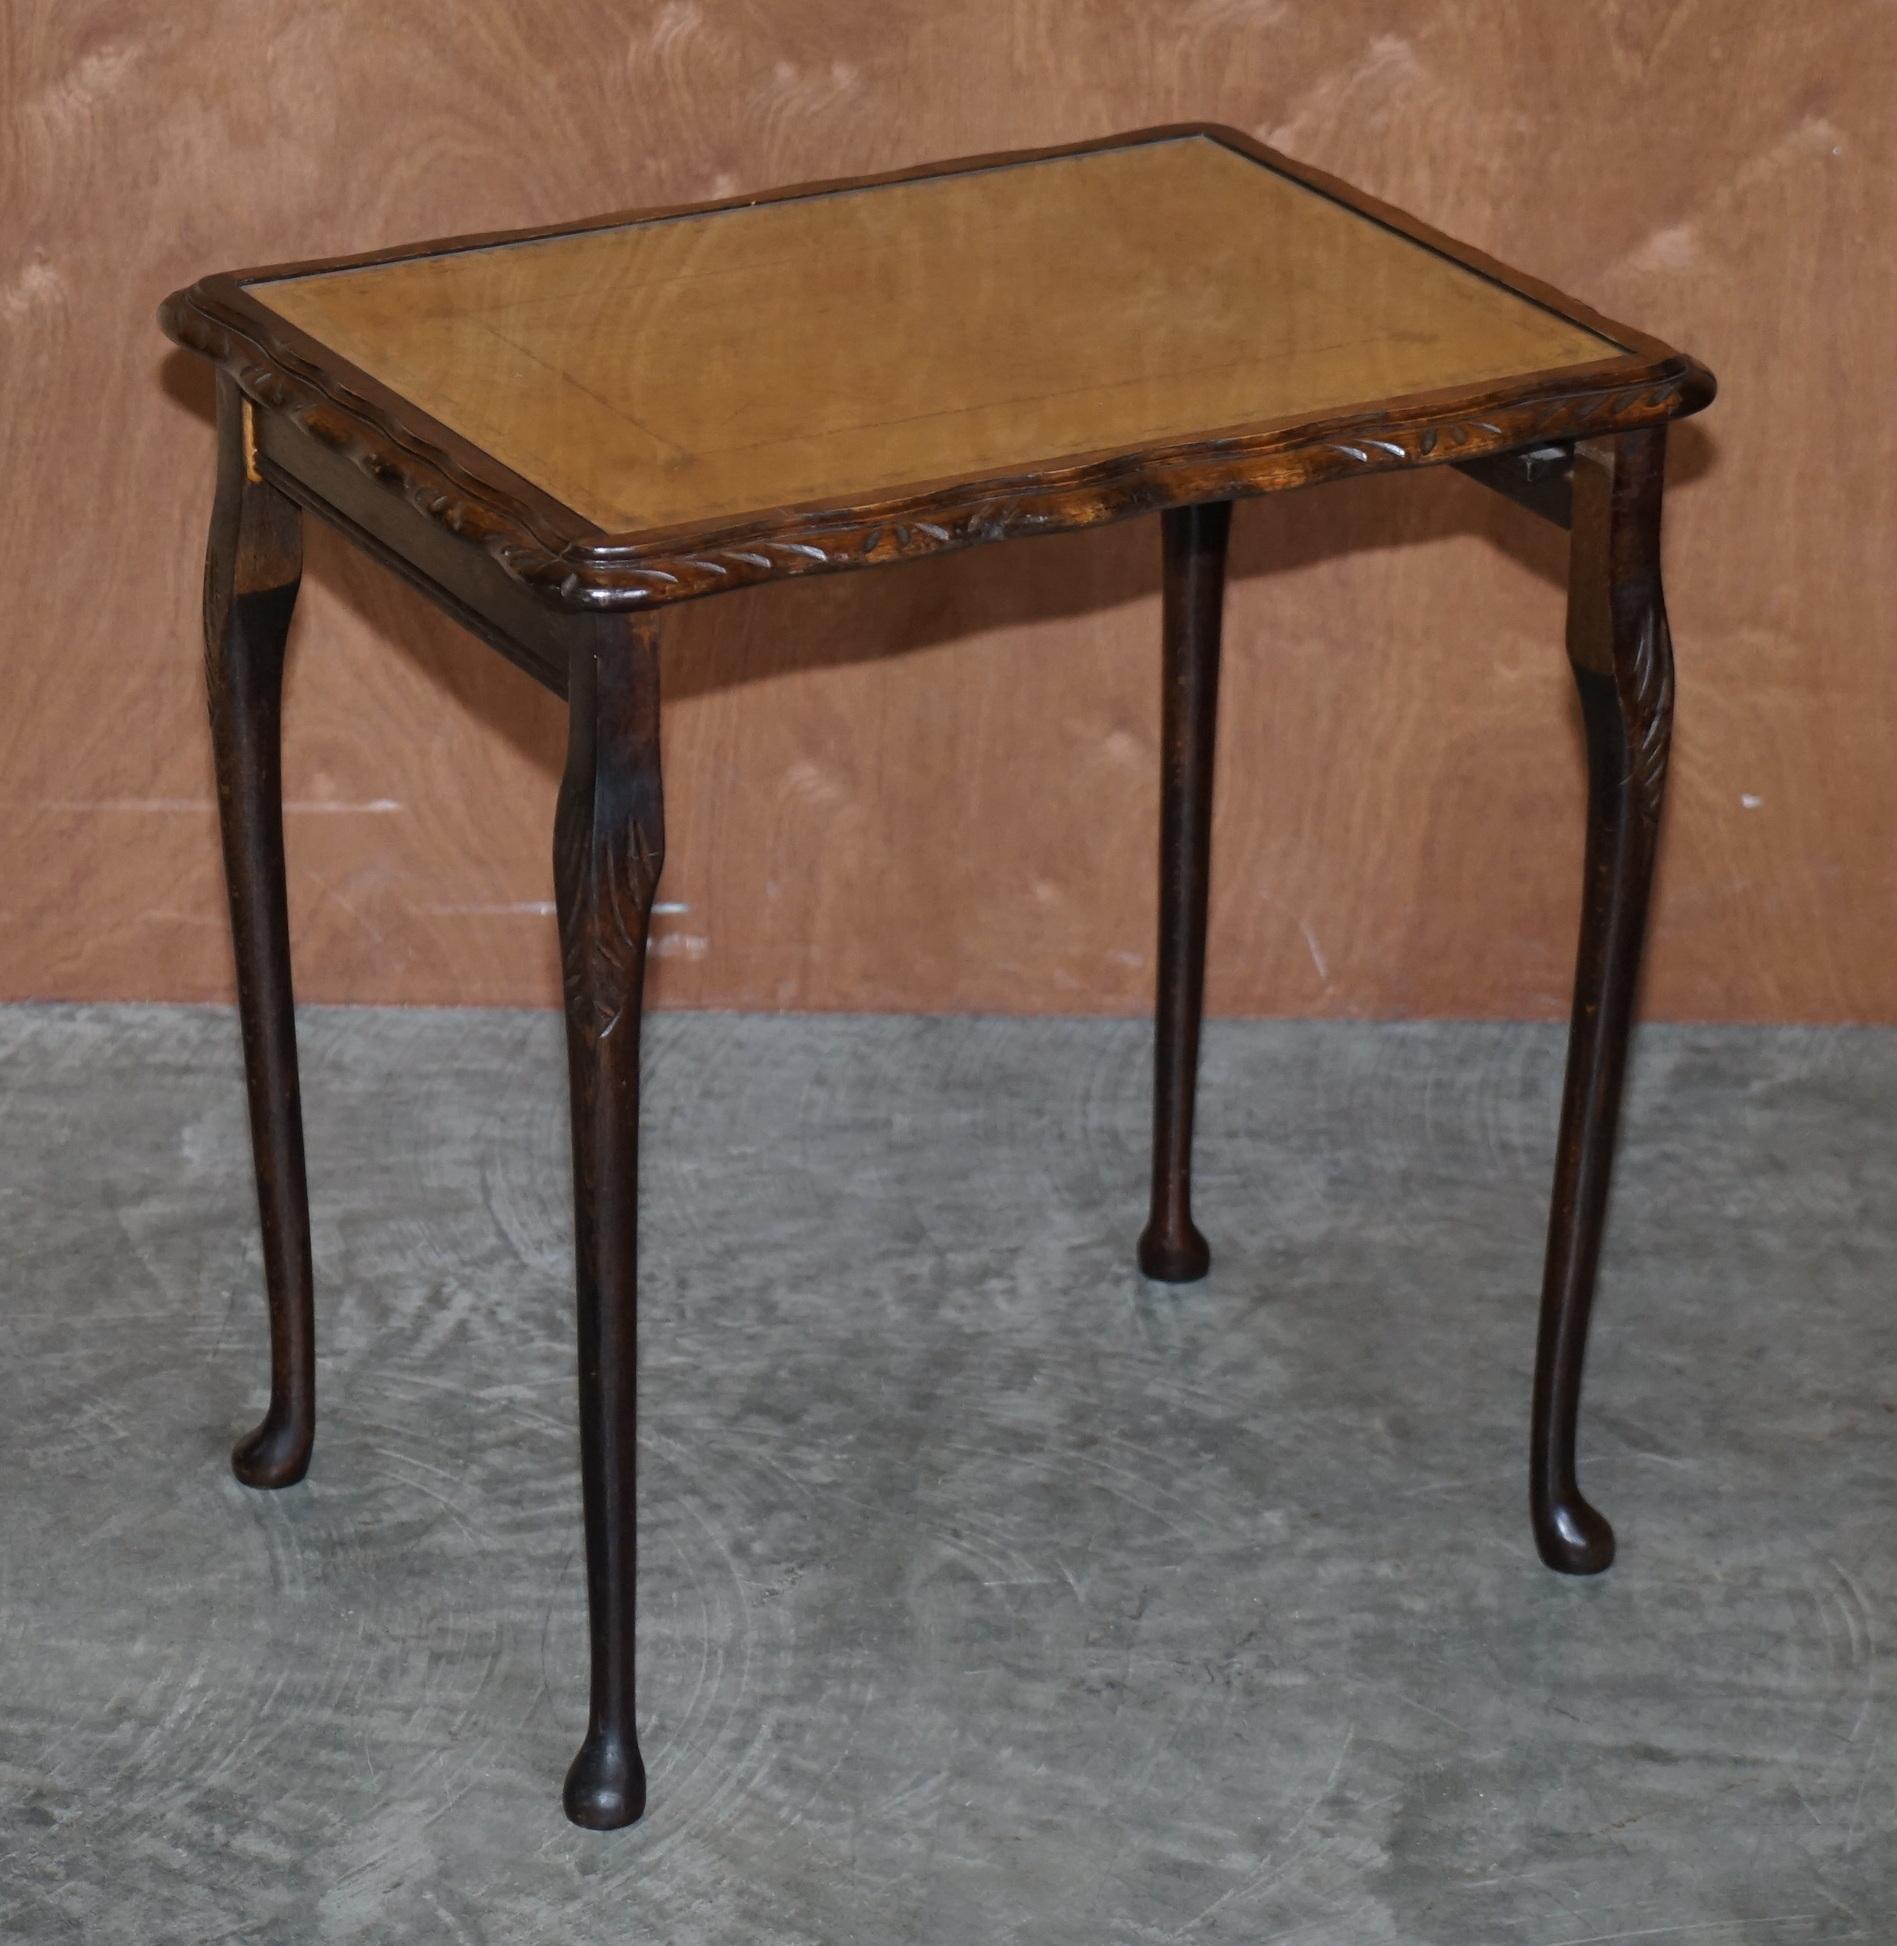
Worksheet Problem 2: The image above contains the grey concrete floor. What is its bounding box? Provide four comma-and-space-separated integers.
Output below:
0, 1005, 1892, 1943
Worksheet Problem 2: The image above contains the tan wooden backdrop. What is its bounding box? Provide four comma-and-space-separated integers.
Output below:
4, 4, 1892, 1019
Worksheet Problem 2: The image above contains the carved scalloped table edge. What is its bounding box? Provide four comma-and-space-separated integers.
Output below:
158, 278, 1716, 617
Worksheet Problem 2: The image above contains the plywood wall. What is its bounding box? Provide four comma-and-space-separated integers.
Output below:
4, 4, 1892, 1019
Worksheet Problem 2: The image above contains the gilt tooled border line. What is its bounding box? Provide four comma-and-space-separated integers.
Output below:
161, 280, 1715, 615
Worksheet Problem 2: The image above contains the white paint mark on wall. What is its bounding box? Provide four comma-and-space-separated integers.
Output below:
0, 260, 63, 324
1297, 917, 1331, 983
1265, 35, 1425, 147
286, 799, 403, 814
759, 56, 862, 121
1625, 222, 1703, 275
318, 882, 385, 944
1740, 794, 1764, 810
653, 933, 709, 961
1732, 116, 1847, 194
419, 900, 556, 917
783, 760, 848, 807
33, 796, 402, 815
643, 0, 702, 58
1257, 887, 1334, 989
35, 798, 212, 814
1182, 0, 1289, 28
30, 41, 145, 143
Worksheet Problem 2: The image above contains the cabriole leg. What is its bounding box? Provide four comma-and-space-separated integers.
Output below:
1532, 427, 1674, 1574
553, 620, 664, 1828
203, 373, 314, 1490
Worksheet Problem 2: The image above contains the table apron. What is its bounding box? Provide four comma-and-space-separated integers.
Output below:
253, 410, 574, 696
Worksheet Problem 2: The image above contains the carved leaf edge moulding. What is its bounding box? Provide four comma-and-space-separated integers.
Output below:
161, 283, 1716, 614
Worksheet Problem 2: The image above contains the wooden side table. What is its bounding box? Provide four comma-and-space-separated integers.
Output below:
160, 126, 1715, 1830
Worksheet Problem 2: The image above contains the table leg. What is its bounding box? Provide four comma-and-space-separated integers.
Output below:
1532, 427, 1673, 1574
203, 374, 315, 1491
1139, 499, 1232, 1282
553, 621, 664, 1829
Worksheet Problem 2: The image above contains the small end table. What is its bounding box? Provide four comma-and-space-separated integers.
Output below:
161, 126, 1715, 1829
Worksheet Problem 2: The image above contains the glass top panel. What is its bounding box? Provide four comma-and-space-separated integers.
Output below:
255, 136, 1620, 536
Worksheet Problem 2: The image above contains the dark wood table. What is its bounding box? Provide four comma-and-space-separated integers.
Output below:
161, 125, 1715, 1830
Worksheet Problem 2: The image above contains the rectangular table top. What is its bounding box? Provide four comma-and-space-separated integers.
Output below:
163, 127, 1712, 610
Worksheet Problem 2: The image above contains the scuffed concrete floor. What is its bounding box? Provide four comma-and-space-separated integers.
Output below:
0, 1005, 1891, 1943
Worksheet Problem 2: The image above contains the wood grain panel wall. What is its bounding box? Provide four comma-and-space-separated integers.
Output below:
3, 4, 1892, 1019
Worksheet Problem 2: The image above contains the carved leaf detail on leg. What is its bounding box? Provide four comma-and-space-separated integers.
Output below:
554, 635, 665, 1050
555, 789, 662, 1045
1619, 599, 1675, 830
